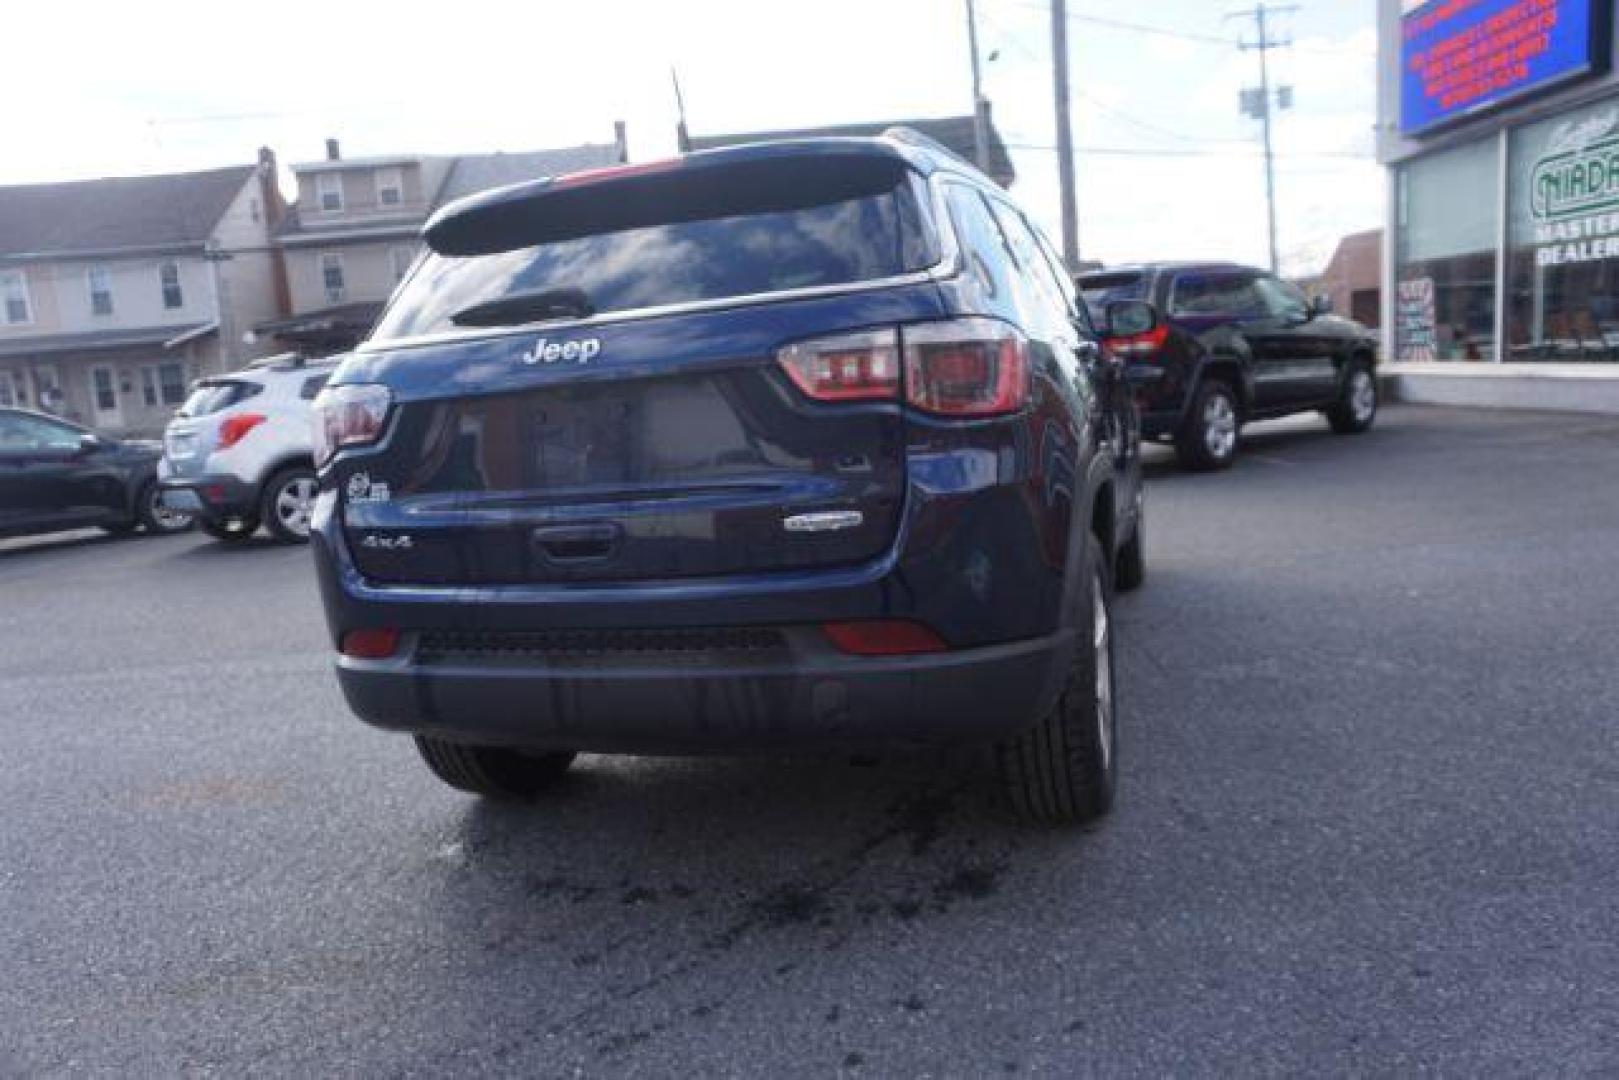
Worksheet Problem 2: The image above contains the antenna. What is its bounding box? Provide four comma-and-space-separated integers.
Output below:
671, 68, 692, 153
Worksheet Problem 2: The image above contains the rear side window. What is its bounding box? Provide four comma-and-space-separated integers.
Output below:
945, 184, 1017, 300
988, 199, 1076, 319
180, 380, 261, 417
1170, 272, 1266, 318
373, 183, 937, 341
300, 373, 332, 400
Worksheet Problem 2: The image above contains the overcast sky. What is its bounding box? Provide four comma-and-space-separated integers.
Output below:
2, 0, 1380, 275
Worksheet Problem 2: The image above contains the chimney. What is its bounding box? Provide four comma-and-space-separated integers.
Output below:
256, 146, 285, 228
325, 137, 341, 161
613, 120, 629, 164
256, 146, 292, 318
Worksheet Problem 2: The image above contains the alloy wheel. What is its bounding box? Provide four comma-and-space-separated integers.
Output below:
1203, 394, 1238, 461
274, 476, 318, 539
1094, 568, 1115, 774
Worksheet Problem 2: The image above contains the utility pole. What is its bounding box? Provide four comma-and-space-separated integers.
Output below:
966, 0, 991, 172
1051, 0, 1080, 269
1232, 3, 1296, 274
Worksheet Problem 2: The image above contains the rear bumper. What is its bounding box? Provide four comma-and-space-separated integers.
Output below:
159, 473, 257, 520
335, 629, 1069, 753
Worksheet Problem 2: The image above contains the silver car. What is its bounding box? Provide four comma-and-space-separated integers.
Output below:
159, 355, 341, 543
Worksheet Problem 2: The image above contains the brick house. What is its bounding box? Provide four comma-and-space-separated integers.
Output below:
0, 153, 286, 436
1320, 229, 1383, 330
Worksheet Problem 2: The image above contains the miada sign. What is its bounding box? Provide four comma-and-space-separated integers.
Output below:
1532, 130, 1619, 221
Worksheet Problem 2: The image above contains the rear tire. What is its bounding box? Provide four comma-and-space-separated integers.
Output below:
1114, 495, 1146, 593
414, 737, 577, 799
260, 467, 318, 544
199, 516, 259, 542
136, 482, 193, 535
994, 541, 1118, 826
1327, 360, 1378, 434
1176, 379, 1240, 471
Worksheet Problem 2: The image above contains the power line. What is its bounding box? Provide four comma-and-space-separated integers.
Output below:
1003, 141, 1371, 160
996, 0, 1237, 46
990, 0, 1374, 57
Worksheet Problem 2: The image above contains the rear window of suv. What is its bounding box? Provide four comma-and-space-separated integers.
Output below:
179, 379, 261, 417
372, 185, 937, 342
1079, 271, 1147, 320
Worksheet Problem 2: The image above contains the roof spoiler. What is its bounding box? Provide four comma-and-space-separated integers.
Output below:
424, 140, 916, 258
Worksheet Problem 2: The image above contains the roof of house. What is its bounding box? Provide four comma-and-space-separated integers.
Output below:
688, 114, 1017, 187
436, 145, 623, 205
0, 323, 214, 360
0, 166, 255, 259
254, 300, 386, 337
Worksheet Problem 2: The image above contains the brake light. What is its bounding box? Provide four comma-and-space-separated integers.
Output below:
1108, 325, 1170, 359
822, 620, 949, 657
313, 384, 392, 467
341, 628, 400, 660
217, 413, 267, 450
551, 158, 681, 188
777, 329, 900, 403
903, 319, 1030, 417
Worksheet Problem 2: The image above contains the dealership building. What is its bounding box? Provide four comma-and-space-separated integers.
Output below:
1379, 0, 1619, 411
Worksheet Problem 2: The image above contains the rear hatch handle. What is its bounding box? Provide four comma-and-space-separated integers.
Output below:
531, 522, 623, 565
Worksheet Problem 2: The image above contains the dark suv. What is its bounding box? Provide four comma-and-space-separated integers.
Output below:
1080, 263, 1380, 470
311, 133, 1148, 824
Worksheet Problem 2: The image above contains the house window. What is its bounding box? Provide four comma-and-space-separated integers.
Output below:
158, 362, 187, 406
160, 263, 183, 309
141, 366, 159, 407
321, 253, 346, 303
92, 366, 118, 411
390, 245, 415, 283
376, 168, 403, 207
317, 173, 344, 212
0, 370, 18, 408
3, 270, 33, 325
88, 266, 114, 316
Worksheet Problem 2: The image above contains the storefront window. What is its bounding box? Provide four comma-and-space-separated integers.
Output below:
1396, 138, 1499, 361
1507, 97, 1619, 362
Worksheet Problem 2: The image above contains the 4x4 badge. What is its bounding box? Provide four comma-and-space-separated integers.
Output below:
520, 338, 602, 366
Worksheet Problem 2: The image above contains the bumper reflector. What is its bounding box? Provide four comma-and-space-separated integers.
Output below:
341, 628, 401, 660
822, 620, 948, 657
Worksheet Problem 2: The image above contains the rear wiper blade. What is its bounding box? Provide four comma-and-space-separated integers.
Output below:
450, 287, 594, 328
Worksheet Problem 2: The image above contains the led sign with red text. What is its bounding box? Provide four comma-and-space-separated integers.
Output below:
1402, 0, 1609, 135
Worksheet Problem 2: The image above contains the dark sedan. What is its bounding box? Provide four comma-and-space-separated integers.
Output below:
0, 408, 191, 541
1081, 262, 1380, 470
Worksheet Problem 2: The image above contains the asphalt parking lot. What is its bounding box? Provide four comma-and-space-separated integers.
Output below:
3, 404, 1617, 1076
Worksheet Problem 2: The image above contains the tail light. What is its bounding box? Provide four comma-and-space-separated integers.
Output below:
217, 412, 266, 450
776, 320, 1030, 417
903, 319, 1030, 417
777, 329, 900, 402
341, 628, 401, 660
1108, 325, 1170, 359
822, 620, 949, 657
313, 384, 392, 467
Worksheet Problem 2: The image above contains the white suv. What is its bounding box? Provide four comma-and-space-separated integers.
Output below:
159, 355, 340, 543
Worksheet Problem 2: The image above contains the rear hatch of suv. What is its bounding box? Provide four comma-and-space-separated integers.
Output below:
163, 376, 266, 480
333, 144, 947, 586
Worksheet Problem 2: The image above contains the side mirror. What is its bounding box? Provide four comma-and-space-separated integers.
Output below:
1310, 294, 1333, 317
1102, 299, 1160, 339
78, 433, 105, 454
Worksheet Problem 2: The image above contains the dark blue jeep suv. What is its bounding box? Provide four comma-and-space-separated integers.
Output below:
310, 132, 1148, 824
